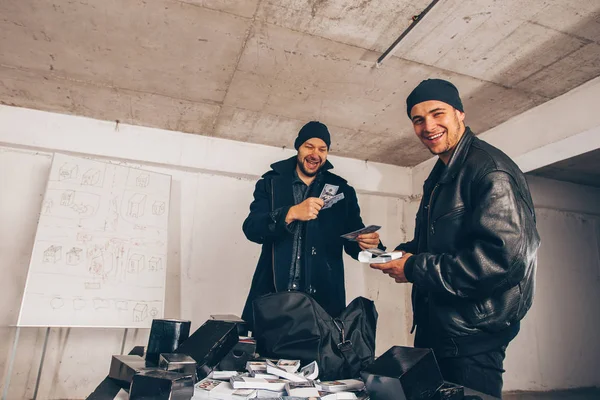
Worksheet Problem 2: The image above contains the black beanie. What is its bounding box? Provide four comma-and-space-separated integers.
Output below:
294, 121, 331, 150
406, 79, 464, 118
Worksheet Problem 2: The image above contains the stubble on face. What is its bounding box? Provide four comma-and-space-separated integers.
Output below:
410, 100, 465, 164
296, 138, 328, 178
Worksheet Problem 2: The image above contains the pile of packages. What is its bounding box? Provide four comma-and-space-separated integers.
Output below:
194, 358, 368, 399
104, 316, 473, 400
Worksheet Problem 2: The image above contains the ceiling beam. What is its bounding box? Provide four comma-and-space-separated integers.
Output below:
376, 0, 442, 67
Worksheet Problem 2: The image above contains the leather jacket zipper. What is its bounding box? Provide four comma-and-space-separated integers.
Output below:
427, 184, 440, 237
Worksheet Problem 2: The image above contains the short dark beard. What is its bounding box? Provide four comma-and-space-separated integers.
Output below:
431, 112, 462, 156
297, 155, 321, 177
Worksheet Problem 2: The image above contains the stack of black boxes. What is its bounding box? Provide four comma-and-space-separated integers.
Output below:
106, 316, 471, 400
108, 315, 250, 400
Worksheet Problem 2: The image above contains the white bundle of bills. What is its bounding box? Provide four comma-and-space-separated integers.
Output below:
266, 360, 307, 382
193, 378, 257, 399
245, 361, 267, 375
230, 376, 287, 391
321, 392, 359, 400
275, 359, 301, 373
210, 371, 241, 380
254, 389, 285, 398
299, 361, 319, 380
316, 379, 365, 393
285, 381, 320, 397
317, 379, 365, 393
251, 373, 280, 380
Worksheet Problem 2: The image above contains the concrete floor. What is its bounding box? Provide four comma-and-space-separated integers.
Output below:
504, 387, 600, 399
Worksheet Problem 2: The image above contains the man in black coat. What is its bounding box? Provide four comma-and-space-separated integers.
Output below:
371, 79, 540, 397
242, 121, 382, 327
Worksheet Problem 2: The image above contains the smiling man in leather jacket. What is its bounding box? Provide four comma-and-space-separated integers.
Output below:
371, 79, 540, 397
242, 121, 382, 329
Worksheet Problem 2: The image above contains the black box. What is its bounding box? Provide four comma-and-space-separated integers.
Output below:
146, 319, 191, 365
130, 346, 145, 357
433, 383, 465, 400
361, 346, 444, 400
108, 355, 159, 388
175, 320, 239, 379
218, 338, 257, 371
129, 370, 194, 400
159, 353, 197, 378
210, 314, 249, 336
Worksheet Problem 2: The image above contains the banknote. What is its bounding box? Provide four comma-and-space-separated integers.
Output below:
319, 184, 339, 202
340, 225, 381, 240
321, 192, 344, 210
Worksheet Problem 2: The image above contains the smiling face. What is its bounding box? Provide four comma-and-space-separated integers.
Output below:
410, 100, 466, 164
296, 137, 328, 179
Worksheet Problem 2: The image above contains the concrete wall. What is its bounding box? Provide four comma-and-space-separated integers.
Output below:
504, 176, 600, 391
0, 106, 414, 399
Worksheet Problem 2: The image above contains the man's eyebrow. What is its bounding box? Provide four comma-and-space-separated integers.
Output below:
412, 106, 448, 121
428, 107, 445, 114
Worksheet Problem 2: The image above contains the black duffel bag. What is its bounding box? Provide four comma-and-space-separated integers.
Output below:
252, 291, 377, 381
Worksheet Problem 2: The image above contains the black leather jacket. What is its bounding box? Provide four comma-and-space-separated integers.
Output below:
398, 128, 540, 357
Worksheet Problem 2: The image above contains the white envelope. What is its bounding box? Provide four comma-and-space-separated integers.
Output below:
358, 250, 403, 264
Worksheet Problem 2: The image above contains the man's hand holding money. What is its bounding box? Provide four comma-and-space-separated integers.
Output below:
341, 225, 381, 250
285, 197, 324, 223
357, 233, 381, 250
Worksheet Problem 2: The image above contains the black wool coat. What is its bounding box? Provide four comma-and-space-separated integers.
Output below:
241, 156, 373, 326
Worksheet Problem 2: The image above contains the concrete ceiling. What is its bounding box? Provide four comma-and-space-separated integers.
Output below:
1, 0, 599, 166
528, 148, 600, 188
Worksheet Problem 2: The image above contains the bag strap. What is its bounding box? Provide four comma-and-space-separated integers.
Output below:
332, 319, 362, 377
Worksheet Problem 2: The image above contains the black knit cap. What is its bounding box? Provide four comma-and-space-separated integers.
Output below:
406, 78, 464, 118
294, 121, 331, 150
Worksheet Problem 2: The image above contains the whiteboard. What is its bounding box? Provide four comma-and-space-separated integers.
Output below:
17, 153, 171, 328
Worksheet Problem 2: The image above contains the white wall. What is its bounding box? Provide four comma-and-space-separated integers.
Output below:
0, 106, 414, 399
503, 176, 600, 392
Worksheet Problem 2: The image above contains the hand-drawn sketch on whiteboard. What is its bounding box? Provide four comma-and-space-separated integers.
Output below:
43, 245, 62, 263
152, 201, 166, 216
127, 193, 147, 218
66, 247, 82, 265
17, 153, 171, 328
81, 168, 104, 187
136, 174, 150, 188
59, 163, 78, 181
